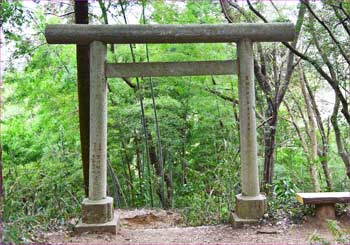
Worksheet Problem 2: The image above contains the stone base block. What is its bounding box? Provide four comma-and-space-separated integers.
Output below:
231, 212, 259, 228
75, 216, 119, 234
82, 196, 114, 224
235, 193, 267, 219
316, 204, 335, 221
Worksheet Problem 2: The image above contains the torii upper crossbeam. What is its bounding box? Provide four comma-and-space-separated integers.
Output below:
45, 23, 295, 44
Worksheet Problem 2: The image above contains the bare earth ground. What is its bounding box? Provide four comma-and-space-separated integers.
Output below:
44, 209, 350, 244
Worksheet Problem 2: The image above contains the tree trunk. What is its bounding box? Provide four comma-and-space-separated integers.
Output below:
146, 121, 165, 207
284, 102, 310, 158
300, 67, 321, 192
331, 96, 350, 179
74, 0, 90, 196
254, 2, 306, 186
134, 131, 143, 195
164, 151, 173, 209
121, 141, 135, 206
318, 149, 332, 190
145, 120, 173, 208
181, 141, 187, 185
302, 69, 333, 190
263, 104, 278, 186
97, 0, 115, 53
181, 106, 189, 185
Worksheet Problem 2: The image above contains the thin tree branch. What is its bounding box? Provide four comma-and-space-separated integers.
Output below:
45, 11, 75, 17
246, 0, 350, 126
220, 0, 234, 23
122, 77, 137, 90
205, 87, 239, 106
247, 0, 268, 23
302, 0, 350, 66
227, 0, 252, 21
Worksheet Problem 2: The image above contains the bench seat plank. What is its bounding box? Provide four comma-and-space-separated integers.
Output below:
296, 192, 350, 205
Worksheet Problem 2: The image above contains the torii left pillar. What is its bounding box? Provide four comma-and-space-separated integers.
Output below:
76, 41, 119, 234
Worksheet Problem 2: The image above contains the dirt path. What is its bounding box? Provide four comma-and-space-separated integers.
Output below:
44, 209, 349, 244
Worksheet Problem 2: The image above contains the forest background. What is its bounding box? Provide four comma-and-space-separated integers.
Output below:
1, 0, 350, 243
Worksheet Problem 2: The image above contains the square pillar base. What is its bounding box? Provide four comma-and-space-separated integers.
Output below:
76, 196, 119, 234
232, 193, 267, 227
75, 215, 120, 234
231, 212, 259, 228
82, 196, 114, 224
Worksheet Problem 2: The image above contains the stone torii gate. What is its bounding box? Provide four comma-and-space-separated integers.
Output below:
45, 23, 295, 233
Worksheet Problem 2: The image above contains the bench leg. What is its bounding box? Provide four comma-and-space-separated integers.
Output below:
315, 204, 335, 221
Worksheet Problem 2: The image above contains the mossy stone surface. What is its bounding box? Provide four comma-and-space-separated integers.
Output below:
82, 197, 114, 224
235, 194, 267, 219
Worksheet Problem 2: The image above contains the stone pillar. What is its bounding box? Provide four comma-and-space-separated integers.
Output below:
76, 41, 118, 234
232, 40, 266, 227
89, 40, 108, 201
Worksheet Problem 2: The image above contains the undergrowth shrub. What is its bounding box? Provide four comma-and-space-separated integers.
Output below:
3, 160, 84, 243
309, 220, 350, 244
180, 192, 231, 226
177, 160, 239, 226
267, 177, 312, 223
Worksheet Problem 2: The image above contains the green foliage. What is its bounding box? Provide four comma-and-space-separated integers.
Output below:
1, 0, 25, 33
309, 231, 331, 245
177, 158, 239, 225
273, 177, 298, 203
308, 220, 350, 245
3, 160, 84, 243
151, 0, 221, 24
3, 44, 80, 165
267, 177, 312, 223
3, 34, 81, 243
327, 220, 350, 244
3, 0, 350, 243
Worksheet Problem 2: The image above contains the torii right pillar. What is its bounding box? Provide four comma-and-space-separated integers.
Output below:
232, 39, 267, 227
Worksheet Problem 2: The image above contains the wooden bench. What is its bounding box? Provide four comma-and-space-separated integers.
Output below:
296, 192, 350, 220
